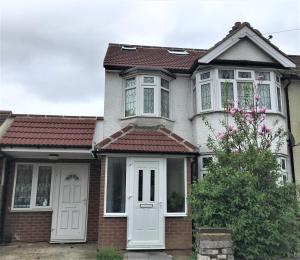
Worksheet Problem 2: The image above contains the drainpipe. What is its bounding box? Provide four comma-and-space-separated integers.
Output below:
284, 78, 296, 183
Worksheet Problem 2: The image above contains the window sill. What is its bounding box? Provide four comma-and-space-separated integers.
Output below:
190, 110, 286, 121
10, 207, 53, 212
121, 115, 175, 122
165, 213, 187, 217
104, 213, 127, 218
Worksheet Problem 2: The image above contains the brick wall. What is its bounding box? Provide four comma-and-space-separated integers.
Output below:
3, 159, 100, 242
98, 157, 127, 249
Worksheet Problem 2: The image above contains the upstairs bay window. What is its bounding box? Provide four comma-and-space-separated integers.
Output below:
199, 71, 212, 111
124, 75, 171, 119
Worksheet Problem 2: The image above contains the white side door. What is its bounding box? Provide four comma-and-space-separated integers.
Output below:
51, 164, 89, 242
127, 159, 164, 249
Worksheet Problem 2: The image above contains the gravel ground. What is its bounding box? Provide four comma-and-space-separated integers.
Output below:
0, 242, 98, 260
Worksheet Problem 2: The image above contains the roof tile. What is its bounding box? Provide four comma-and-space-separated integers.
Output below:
0, 116, 97, 148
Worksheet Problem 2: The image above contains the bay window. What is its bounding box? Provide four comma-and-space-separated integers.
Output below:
124, 75, 171, 119
13, 163, 52, 210
237, 82, 254, 109
166, 158, 186, 214
192, 79, 197, 114
258, 84, 271, 109
221, 82, 234, 108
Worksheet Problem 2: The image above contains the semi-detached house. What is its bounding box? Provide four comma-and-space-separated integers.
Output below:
0, 22, 299, 251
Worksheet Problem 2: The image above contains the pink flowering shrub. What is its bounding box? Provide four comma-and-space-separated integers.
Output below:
191, 82, 299, 259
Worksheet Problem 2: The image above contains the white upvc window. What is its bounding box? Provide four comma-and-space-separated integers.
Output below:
199, 71, 212, 111
124, 75, 171, 119
237, 70, 253, 80
104, 157, 127, 217
161, 78, 170, 118
125, 77, 137, 117
166, 158, 187, 216
200, 156, 213, 179
277, 157, 288, 184
12, 163, 53, 210
192, 78, 197, 114
276, 84, 282, 113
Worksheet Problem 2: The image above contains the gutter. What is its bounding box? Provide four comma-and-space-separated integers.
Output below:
283, 78, 296, 183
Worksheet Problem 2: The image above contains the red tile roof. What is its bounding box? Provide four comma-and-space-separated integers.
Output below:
95, 125, 198, 154
104, 43, 206, 73
0, 115, 99, 148
104, 23, 299, 73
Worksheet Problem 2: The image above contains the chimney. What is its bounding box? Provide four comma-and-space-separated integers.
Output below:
0, 111, 12, 126
229, 22, 242, 33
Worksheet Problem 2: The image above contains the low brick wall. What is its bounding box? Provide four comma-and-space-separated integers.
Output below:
195, 228, 234, 260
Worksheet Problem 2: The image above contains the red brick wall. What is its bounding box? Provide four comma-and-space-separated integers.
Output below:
98, 157, 127, 249
3, 159, 100, 242
165, 158, 192, 250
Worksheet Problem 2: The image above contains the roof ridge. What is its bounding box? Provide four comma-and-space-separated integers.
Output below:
12, 114, 103, 120
108, 42, 207, 52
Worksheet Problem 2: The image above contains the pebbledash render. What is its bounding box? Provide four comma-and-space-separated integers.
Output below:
0, 22, 299, 251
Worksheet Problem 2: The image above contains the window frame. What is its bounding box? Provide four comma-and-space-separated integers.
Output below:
199, 82, 212, 112
11, 162, 54, 211
277, 157, 288, 184
124, 77, 137, 118
104, 157, 127, 217
160, 78, 170, 119
236, 70, 253, 80
276, 84, 282, 113
165, 158, 187, 217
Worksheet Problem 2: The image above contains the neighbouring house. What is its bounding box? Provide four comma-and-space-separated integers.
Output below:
0, 22, 299, 251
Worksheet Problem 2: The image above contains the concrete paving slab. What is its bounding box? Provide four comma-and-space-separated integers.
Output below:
124, 251, 173, 260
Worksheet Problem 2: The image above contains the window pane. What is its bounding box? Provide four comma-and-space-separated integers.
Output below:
14, 164, 33, 208
126, 78, 136, 88
255, 72, 270, 81
144, 76, 154, 84
277, 86, 282, 112
258, 84, 271, 109
219, 70, 234, 79
167, 158, 185, 213
150, 170, 155, 202
144, 88, 154, 113
125, 88, 136, 117
106, 157, 126, 213
221, 82, 234, 108
161, 89, 169, 118
201, 72, 210, 80
138, 170, 143, 202
161, 78, 169, 89
193, 88, 197, 114
201, 83, 211, 110
36, 166, 52, 207
237, 82, 254, 108
202, 157, 213, 169
238, 71, 252, 79
281, 158, 286, 170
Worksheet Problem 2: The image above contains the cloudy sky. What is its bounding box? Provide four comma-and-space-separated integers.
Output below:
1, 0, 299, 116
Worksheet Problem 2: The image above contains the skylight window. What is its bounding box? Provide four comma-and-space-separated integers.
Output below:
167, 49, 189, 55
122, 45, 137, 51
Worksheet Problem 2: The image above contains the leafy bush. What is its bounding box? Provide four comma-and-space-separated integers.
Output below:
190, 84, 300, 259
96, 247, 122, 260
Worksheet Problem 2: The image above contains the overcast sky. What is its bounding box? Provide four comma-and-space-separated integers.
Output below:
1, 0, 299, 116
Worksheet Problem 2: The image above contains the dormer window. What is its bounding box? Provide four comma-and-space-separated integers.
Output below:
124, 75, 171, 119
122, 45, 137, 51
167, 49, 189, 55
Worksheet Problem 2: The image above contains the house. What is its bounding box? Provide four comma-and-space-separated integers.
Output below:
0, 22, 299, 251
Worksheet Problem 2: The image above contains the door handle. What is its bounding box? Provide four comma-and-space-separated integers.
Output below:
128, 194, 133, 199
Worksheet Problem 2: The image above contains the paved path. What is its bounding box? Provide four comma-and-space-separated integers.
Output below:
124, 251, 173, 260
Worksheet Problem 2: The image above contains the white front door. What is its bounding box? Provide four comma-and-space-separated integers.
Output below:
127, 159, 164, 249
51, 164, 89, 242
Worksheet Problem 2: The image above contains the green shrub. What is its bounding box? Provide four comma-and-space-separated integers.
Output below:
96, 247, 122, 260
190, 87, 300, 259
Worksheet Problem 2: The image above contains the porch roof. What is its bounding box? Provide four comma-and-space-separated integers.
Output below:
94, 124, 198, 154
0, 114, 100, 149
